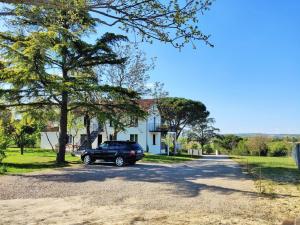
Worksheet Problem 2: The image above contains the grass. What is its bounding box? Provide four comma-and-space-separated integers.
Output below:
141, 153, 200, 164
1, 148, 81, 174
232, 155, 300, 195
0, 148, 199, 174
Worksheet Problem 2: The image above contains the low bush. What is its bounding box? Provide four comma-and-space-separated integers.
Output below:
0, 150, 5, 163
204, 145, 214, 154
0, 164, 7, 174
231, 140, 249, 156
268, 141, 292, 157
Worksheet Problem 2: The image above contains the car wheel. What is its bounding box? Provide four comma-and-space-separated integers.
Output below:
115, 156, 125, 167
83, 155, 92, 165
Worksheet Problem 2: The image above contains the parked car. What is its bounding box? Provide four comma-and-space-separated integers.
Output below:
81, 141, 145, 166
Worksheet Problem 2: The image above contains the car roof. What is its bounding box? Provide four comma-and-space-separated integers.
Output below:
104, 141, 137, 144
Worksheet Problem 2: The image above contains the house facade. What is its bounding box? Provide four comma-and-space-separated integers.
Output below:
40, 99, 165, 154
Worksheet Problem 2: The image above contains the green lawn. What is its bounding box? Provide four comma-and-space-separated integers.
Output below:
1, 148, 81, 174
141, 153, 200, 164
232, 156, 300, 184
0, 149, 199, 174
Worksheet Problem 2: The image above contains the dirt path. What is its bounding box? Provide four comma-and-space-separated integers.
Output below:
0, 156, 295, 224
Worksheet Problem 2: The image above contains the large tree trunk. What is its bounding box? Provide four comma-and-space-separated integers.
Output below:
20, 144, 24, 155
200, 143, 204, 155
85, 114, 92, 149
173, 132, 177, 155
56, 91, 68, 163
72, 136, 75, 152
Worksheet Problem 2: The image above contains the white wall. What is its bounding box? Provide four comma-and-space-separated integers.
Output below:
147, 132, 161, 154
40, 104, 164, 154
40, 132, 59, 150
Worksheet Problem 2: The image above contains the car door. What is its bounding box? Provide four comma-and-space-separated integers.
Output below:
107, 142, 118, 161
94, 143, 109, 160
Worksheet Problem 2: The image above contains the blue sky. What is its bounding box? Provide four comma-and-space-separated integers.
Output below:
139, 0, 300, 134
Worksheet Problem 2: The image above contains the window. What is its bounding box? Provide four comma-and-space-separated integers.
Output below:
152, 134, 156, 145
130, 116, 138, 127
109, 134, 116, 141
80, 134, 87, 145
99, 143, 108, 149
67, 135, 73, 144
130, 134, 138, 142
97, 134, 102, 146
109, 120, 113, 127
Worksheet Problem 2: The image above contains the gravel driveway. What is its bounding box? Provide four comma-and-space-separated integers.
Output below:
0, 156, 288, 225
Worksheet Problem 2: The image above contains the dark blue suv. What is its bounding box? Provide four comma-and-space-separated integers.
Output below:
81, 141, 144, 166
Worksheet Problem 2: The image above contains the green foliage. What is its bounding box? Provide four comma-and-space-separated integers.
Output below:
9, 114, 38, 152
0, 109, 12, 163
0, 0, 214, 49
0, 127, 7, 161
0, 164, 7, 174
0, 2, 144, 162
214, 135, 243, 152
158, 97, 209, 139
231, 140, 249, 156
187, 117, 219, 148
187, 141, 200, 150
226, 136, 293, 157
245, 136, 271, 156
0, 146, 6, 164
203, 144, 214, 154
267, 141, 292, 157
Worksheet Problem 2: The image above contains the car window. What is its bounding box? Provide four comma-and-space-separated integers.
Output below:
129, 143, 142, 150
99, 143, 108, 149
108, 142, 118, 149
118, 144, 128, 150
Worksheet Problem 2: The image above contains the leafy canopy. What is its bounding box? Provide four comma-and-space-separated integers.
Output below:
158, 97, 209, 138
187, 117, 219, 147
0, 0, 214, 48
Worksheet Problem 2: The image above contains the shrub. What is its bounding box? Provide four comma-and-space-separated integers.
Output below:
268, 141, 292, 157
0, 150, 5, 163
204, 145, 214, 154
187, 141, 200, 150
0, 164, 7, 174
178, 137, 189, 151
231, 140, 249, 156
245, 136, 270, 156
0, 136, 7, 164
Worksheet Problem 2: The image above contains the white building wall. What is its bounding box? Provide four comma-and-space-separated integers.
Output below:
40, 103, 163, 154
40, 132, 59, 150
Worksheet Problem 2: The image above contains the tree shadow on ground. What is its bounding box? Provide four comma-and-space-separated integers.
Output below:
16, 157, 265, 198
4, 161, 81, 171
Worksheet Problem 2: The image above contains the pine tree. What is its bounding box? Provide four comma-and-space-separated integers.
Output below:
0, 1, 140, 163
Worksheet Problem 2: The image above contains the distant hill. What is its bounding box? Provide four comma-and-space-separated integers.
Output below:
224, 133, 300, 138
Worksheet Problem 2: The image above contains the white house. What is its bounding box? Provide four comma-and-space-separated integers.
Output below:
40, 99, 166, 154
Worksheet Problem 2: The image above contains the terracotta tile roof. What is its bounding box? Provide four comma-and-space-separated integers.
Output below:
73, 99, 157, 114
137, 99, 156, 111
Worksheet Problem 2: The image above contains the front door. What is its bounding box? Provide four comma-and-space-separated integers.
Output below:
97, 134, 102, 147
